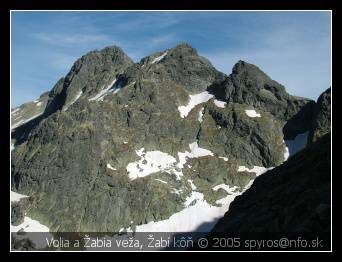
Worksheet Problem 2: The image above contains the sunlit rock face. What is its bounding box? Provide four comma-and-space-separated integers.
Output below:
11, 43, 321, 233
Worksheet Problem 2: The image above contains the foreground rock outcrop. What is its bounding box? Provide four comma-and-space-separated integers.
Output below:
308, 87, 331, 144
211, 132, 331, 233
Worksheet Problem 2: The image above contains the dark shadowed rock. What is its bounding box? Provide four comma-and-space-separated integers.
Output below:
211, 133, 331, 233
308, 87, 331, 143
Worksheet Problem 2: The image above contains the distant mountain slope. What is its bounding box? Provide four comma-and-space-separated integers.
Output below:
11, 91, 49, 130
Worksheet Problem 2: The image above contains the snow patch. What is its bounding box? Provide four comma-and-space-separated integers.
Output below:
177, 142, 214, 171
189, 142, 214, 158
283, 141, 290, 161
11, 108, 20, 115
36, 102, 42, 107
155, 179, 168, 184
126, 149, 177, 180
63, 90, 83, 111
11, 191, 28, 203
187, 179, 197, 190
11, 112, 43, 130
135, 184, 244, 232
11, 216, 50, 232
112, 88, 121, 95
178, 91, 214, 118
213, 99, 226, 108
219, 156, 228, 161
212, 184, 238, 193
151, 51, 168, 64
245, 109, 261, 118
284, 131, 309, 157
106, 164, 117, 171
89, 79, 117, 101
131, 162, 271, 232
126, 142, 214, 181
198, 107, 204, 122
171, 188, 182, 195
107, 81, 135, 98
238, 166, 272, 176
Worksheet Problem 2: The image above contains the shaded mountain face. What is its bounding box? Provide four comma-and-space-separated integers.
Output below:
11, 44, 323, 232
211, 132, 331, 233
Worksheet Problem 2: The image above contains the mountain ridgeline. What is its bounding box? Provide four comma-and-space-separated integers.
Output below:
11, 43, 330, 233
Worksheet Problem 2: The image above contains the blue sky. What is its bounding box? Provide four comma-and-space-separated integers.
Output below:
11, 11, 331, 106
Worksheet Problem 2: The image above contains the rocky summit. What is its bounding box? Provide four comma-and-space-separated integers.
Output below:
11, 43, 330, 233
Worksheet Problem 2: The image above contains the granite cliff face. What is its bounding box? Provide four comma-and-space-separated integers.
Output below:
11, 43, 327, 233
208, 60, 316, 140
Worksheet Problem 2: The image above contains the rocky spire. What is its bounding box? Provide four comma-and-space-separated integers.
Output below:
308, 87, 331, 143
44, 45, 133, 116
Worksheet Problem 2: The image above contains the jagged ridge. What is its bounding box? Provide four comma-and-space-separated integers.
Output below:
11, 43, 328, 233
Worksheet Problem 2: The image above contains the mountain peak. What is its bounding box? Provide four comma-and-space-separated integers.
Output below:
43, 44, 134, 116
169, 43, 198, 56
135, 43, 223, 93
74, 45, 132, 69
232, 60, 265, 76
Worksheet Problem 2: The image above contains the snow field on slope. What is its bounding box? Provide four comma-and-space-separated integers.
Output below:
178, 91, 214, 118
89, 79, 117, 101
151, 51, 168, 64
245, 109, 261, 118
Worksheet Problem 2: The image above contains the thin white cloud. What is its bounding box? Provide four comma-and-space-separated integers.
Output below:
32, 32, 113, 47
149, 34, 178, 48
49, 53, 77, 71
112, 12, 183, 32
